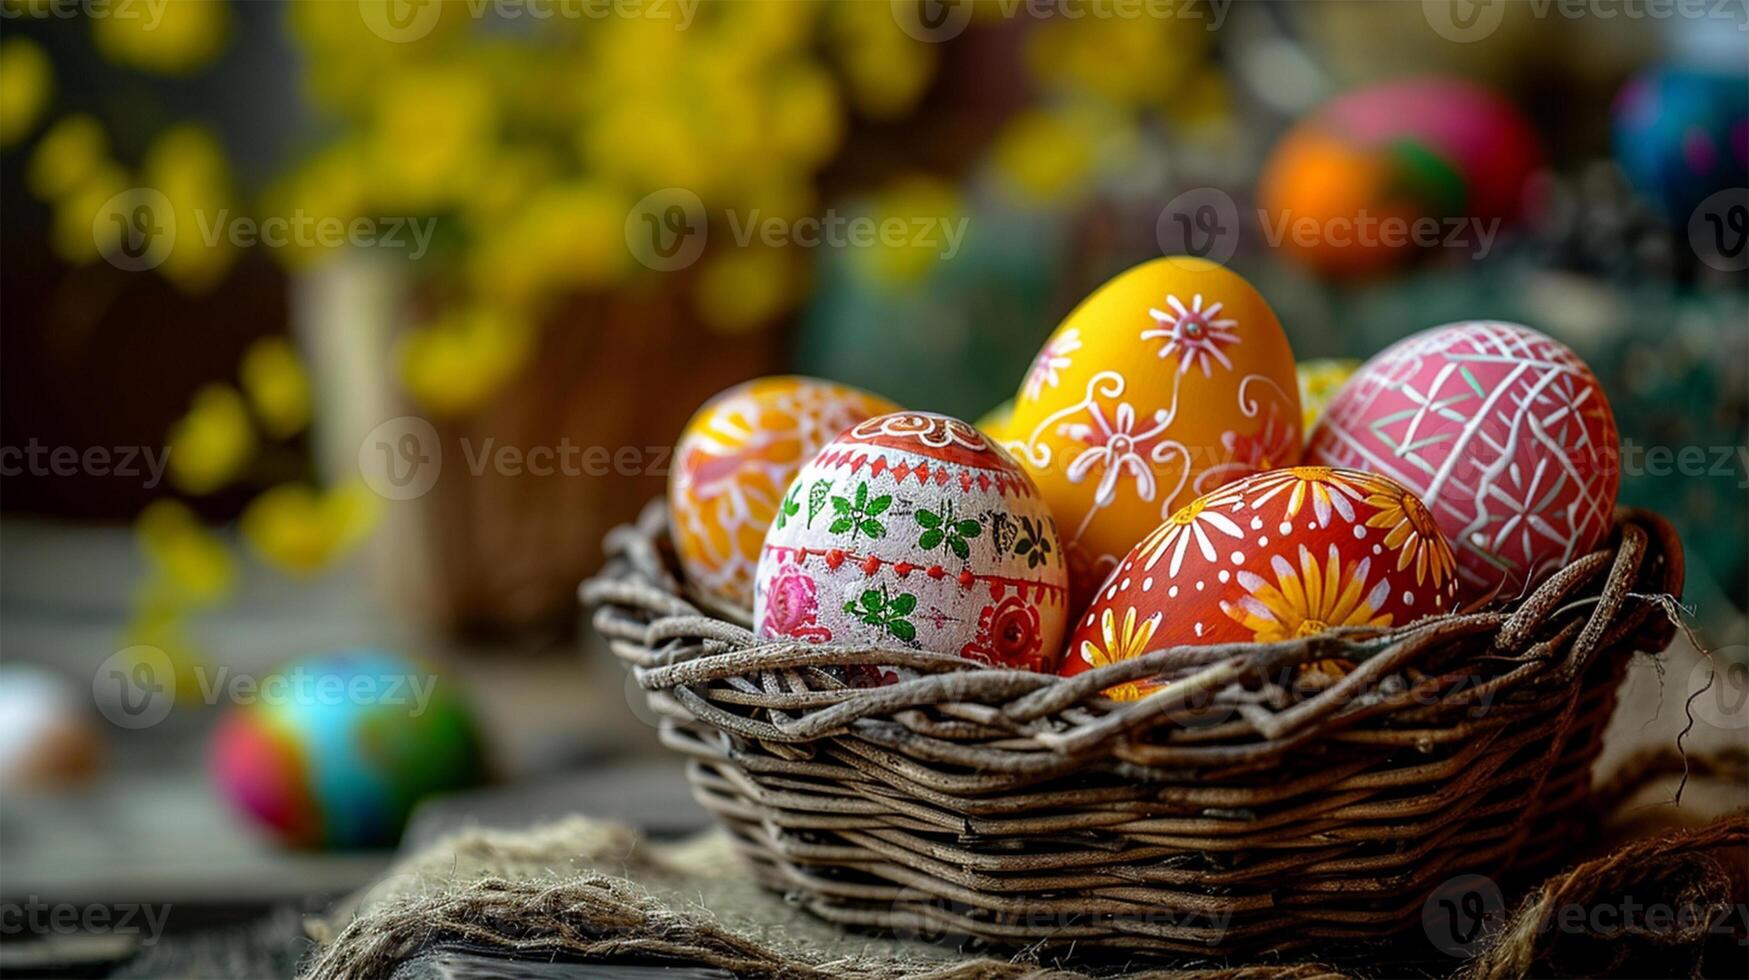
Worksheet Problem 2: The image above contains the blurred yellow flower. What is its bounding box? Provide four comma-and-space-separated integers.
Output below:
257, 140, 369, 270
53, 162, 128, 265
0, 36, 51, 147
828, 1, 936, 121
119, 603, 207, 703
167, 384, 256, 495
142, 124, 239, 292
240, 337, 312, 439
765, 61, 843, 171
1026, 11, 1204, 107
398, 305, 534, 418
853, 174, 964, 286
136, 499, 236, 607
28, 115, 109, 201
369, 64, 496, 212
694, 246, 795, 335
991, 108, 1097, 203
469, 182, 630, 306
241, 482, 379, 577
92, 0, 231, 75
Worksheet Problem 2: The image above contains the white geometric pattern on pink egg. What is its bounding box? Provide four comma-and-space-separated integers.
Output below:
1307, 321, 1619, 599
753, 412, 1070, 675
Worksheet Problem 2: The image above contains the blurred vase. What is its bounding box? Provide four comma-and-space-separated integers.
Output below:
292, 254, 782, 638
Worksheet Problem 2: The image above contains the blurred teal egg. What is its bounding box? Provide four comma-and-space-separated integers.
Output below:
210, 650, 484, 849
1612, 65, 1749, 223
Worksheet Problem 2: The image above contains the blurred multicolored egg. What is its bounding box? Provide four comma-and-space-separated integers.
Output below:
1063, 467, 1458, 700
210, 650, 483, 849
1297, 358, 1360, 432
1612, 65, 1749, 223
754, 412, 1069, 673
670, 376, 899, 610
1003, 258, 1301, 603
1307, 321, 1619, 601
1259, 77, 1542, 276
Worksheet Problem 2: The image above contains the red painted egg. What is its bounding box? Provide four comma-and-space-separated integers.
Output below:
1062, 466, 1459, 700
1306, 321, 1620, 600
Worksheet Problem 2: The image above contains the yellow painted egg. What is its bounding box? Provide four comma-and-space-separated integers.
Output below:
1296, 358, 1360, 432
975, 398, 1014, 443
1004, 258, 1302, 602
669, 376, 899, 610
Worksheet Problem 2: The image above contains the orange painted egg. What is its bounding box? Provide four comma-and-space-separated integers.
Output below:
669, 376, 899, 610
753, 412, 1069, 673
1062, 466, 1459, 700
1004, 257, 1302, 605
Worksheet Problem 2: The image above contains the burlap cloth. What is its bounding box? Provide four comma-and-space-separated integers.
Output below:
298, 747, 1744, 980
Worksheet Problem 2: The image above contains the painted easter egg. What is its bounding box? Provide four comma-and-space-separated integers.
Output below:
1004, 257, 1301, 605
976, 398, 1015, 443
1258, 77, 1542, 276
1063, 467, 1459, 700
670, 376, 899, 611
210, 650, 484, 849
1307, 321, 1620, 601
1297, 358, 1360, 432
753, 412, 1069, 673
1612, 65, 1749, 224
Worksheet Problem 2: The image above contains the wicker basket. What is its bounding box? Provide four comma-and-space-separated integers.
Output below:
581, 501, 1684, 959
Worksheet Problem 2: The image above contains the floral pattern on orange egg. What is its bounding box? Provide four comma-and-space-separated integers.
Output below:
669, 376, 898, 610
753, 412, 1069, 673
1005, 258, 1302, 604
1061, 466, 1459, 700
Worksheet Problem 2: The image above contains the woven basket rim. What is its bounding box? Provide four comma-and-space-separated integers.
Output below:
581, 500, 1684, 762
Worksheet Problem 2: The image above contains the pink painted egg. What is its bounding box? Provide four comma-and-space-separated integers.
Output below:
753, 412, 1069, 674
670, 376, 899, 611
1062, 467, 1459, 700
1306, 322, 1619, 600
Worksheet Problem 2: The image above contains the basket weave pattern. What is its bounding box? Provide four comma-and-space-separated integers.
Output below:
582, 502, 1683, 958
